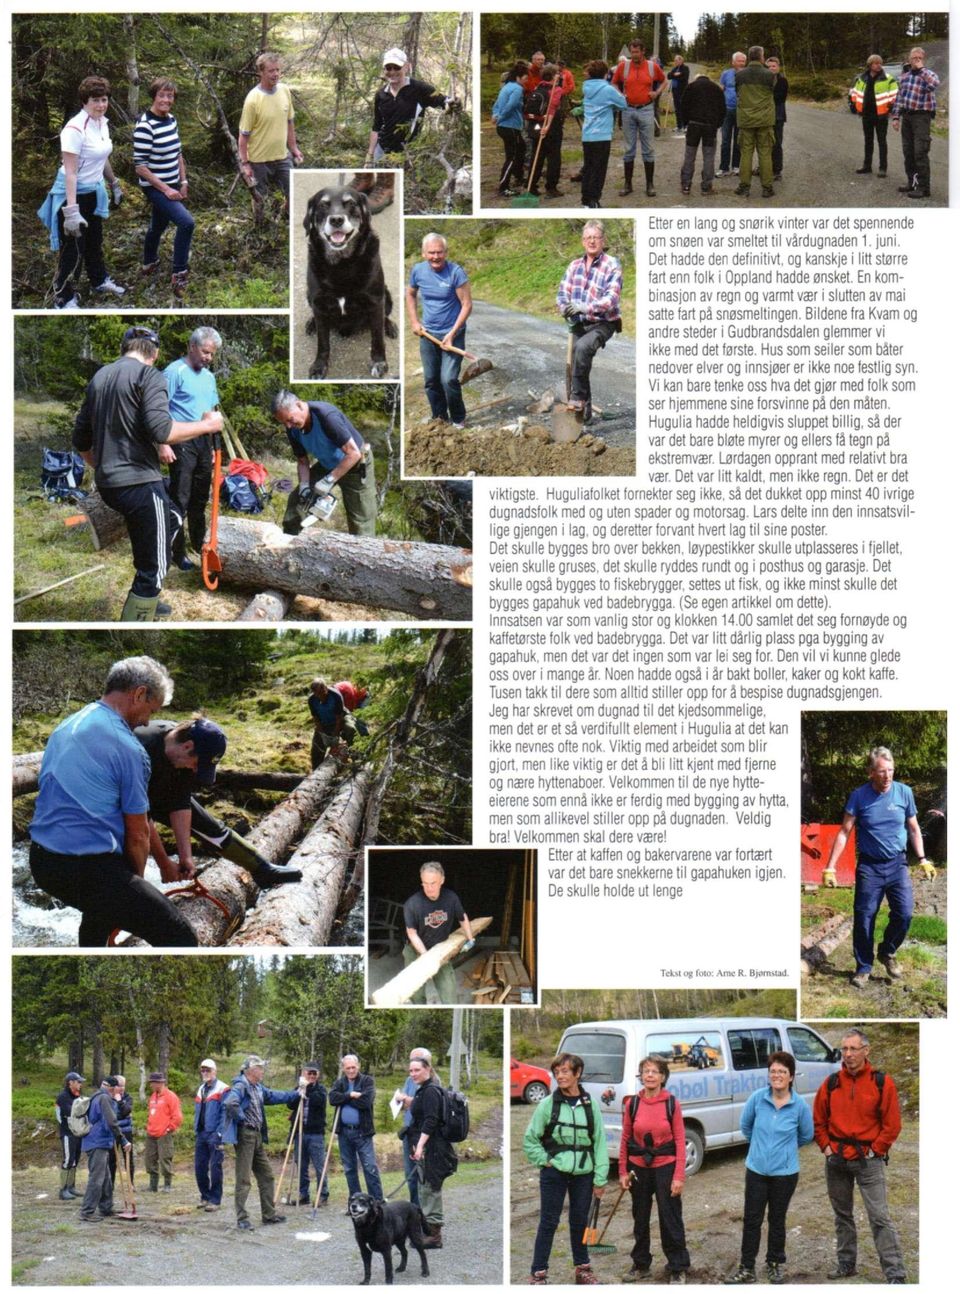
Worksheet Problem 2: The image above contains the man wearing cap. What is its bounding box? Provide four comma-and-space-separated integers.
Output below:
164, 326, 222, 571
222, 1056, 305, 1230
29, 655, 200, 948
146, 1072, 183, 1193
286, 1062, 330, 1206
109, 1075, 134, 1189
307, 679, 359, 770
72, 326, 223, 621
366, 48, 460, 164
79, 1076, 129, 1222
403, 861, 475, 1004
238, 52, 303, 212
271, 391, 378, 538
134, 714, 302, 889
194, 1059, 229, 1211
329, 1054, 384, 1201
55, 1071, 85, 1200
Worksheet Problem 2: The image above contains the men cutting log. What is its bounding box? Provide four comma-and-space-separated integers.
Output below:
271, 390, 378, 537
72, 326, 223, 621
134, 715, 302, 888
402, 860, 475, 1003
308, 678, 358, 769
28, 656, 198, 947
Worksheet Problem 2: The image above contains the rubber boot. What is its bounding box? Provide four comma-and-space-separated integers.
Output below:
120, 592, 159, 622
66, 1166, 82, 1197
644, 161, 656, 197
59, 1169, 73, 1200
149, 1173, 159, 1193
162, 1175, 173, 1192
618, 160, 634, 196
221, 830, 302, 886
422, 1223, 443, 1250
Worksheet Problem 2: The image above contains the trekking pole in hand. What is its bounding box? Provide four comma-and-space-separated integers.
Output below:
296, 1091, 305, 1209
274, 1095, 303, 1208
312, 1107, 340, 1219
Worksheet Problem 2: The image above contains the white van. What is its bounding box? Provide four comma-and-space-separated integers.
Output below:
556, 1017, 840, 1174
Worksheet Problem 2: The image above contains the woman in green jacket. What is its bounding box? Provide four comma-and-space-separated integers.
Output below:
523, 1052, 609, 1285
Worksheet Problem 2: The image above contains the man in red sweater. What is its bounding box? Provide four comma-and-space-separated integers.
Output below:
813, 1029, 905, 1283
146, 1071, 184, 1193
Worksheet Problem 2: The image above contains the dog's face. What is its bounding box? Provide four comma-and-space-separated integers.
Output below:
348, 1192, 382, 1226
304, 187, 370, 261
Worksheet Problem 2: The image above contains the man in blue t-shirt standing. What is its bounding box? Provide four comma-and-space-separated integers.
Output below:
165, 326, 222, 571
821, 745, 933, 988
271, 391, 377, 537
405, 233, 472, 429
28, 656, 198, 947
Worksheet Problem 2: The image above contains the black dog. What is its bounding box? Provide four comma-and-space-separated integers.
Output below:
303, 185, 397, 379
348, 1191, 430, 1285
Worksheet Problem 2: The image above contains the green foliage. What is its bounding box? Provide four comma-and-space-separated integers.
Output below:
687, 11, 939, 69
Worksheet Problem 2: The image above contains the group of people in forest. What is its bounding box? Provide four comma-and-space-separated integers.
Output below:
523, 1035, 907, 1285
38, 48, 459, 306
55, 1048, 457, 1244
492, 39, 940, 206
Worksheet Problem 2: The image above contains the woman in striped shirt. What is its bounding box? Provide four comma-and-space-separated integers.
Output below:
133, 77, 195, 297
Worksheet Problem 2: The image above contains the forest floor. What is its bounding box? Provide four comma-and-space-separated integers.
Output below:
507, 1107, 919, 1285
800, 870, 947, 1018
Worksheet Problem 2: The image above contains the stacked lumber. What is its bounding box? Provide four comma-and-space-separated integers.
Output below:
470, 949, 533, 1004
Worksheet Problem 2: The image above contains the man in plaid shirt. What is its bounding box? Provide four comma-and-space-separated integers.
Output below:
556, 221, 623, 420
891, 47, 939, 198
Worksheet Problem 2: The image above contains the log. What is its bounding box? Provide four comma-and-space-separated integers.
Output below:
370, 917, 494, 1007
13, 754, 303, 798
215, 517, 472, 620
79, 489, 126, 549
800, 913, 854, 976
237, 590, 292, 621
233, 767, 373, 946
123, 760, 342, 946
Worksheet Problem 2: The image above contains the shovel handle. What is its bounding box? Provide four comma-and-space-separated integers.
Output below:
419, 329, 477, 362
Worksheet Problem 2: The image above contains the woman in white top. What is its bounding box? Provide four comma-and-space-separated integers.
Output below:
50, 76, 125, 309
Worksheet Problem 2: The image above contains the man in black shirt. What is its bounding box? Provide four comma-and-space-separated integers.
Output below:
286, 1062, 330, 1206
72, 327, 222, 621
55, 1071, 85, 1200
134, 718, 301, 889
402, 860, 475, 1003
365, 47, 460, 162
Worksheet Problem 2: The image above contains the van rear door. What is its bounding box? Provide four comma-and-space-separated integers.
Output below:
787, 1024, 842, 1108
559, 1027, 629, 1155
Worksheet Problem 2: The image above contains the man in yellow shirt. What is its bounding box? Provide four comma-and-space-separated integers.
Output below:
238, 52, 303, 211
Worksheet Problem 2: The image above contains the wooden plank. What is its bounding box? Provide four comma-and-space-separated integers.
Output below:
370, 916, 493, 1007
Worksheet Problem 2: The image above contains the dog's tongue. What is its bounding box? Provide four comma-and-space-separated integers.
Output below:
329, 230, 348, 245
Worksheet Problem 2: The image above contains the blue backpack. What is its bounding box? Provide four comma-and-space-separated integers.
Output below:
41, 448, 87, 502
221, 473, 266, 513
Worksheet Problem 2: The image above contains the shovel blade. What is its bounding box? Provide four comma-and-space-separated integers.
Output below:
550, 406, 584, 443
461, 358, 493, 385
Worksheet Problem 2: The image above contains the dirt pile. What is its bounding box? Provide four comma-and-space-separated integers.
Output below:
404, 419, 635, 478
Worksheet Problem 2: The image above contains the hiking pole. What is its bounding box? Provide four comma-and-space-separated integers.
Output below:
274, 1095, 303, 1208
116, 1141, 138, 1220
296, 1091, 305, 1209
311, 1107, 340, 1219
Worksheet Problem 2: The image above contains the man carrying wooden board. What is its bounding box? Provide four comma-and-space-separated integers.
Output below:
402, 861, 475, 1003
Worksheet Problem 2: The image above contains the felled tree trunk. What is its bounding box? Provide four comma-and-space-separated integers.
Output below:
371, 917, 494, 1006
13, 753, 43, 796
800, 913, 854, 976
237, 590, 292, 621
123, 761, 342, 946
216, 517, 473, 619
233, 767, 373, 946
12, 754, 302, 798
79, 489, 126, 550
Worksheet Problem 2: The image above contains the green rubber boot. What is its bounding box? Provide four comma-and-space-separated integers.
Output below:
119, 593, 159, 622
59, 1168, 73, 1200
149, 1173, 159, 1193
65, 1165, 81, 1197
221, 830, 302, 887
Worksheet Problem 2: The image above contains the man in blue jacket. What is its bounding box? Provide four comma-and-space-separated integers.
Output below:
329, 1054, 383, 1201
222, 1055, 304, 1230
79, 1076, 129, 1222
194, 1058, 229, 1212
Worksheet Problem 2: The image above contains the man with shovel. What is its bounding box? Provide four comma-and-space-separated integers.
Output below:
556, 221, 623, 425
406, 233, 473, 429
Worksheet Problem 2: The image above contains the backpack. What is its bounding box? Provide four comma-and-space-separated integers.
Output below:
221, 473, 267, 513
227, 458, 270, 489
625, 1092, 678, 1164
524, 83, 551, 120
540, 1087, 595, 1169
440, 1086, 469, 1142
41, 448, 86, 502
67, 1094, 93, 1137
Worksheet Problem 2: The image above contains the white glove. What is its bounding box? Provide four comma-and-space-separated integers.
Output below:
62, 203, 87, 237
110, 179, 123, 207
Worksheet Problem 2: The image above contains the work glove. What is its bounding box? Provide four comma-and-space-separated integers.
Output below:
821, 867, 837, 888
444, 97, 462, 113
62, 203, 87, 237
571, 105, 584, 119
916, 861, 937, 881
297, 484, 313, 505
110, 179, 123, 207
317, 473, 336, 496
561, 302, 579, 319
462, 938, 475, 952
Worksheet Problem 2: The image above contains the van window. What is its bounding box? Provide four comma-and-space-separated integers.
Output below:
645, 1031, 725, 1072
565, 1033, 626, 1084
787, 1026, 835, 1063
727, 1027, 782, 1070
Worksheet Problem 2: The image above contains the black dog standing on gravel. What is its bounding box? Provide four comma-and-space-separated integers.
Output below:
303, 185, 397, 379
348, 1191, 430, 1285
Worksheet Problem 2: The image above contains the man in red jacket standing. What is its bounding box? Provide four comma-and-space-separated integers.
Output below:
146, 1071, 183, 1193
813, 1029, 906, 1283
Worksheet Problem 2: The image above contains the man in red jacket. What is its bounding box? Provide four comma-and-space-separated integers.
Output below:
813, 1029, 906, 1283
146, 1071, 183, 1193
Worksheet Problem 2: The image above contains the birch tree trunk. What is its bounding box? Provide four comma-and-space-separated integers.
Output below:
122, 16, 140, 122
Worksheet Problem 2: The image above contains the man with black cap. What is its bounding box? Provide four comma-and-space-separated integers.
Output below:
55, 1071, 85, 1200
79, 1076, 129, 1222
194, 1058, 229, 1211
134, 715, 301, 889
222, 1055, 305, 1230
286, 1062, 330, 1206
72, 325, 223, 621
146, 1071, 182, 1192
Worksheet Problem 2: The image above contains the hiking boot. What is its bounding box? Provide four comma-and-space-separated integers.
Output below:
156, 601, 173, 617
898, 182, 916, 192
94, 276, 126, 297
196, 1200, 209, 1208
878, 169, 887, 178
171, 270, 189, 298
735, 185, 751, 196
59, 1188, 74, 1201
141, 261, 160, 277
622, 1266, 651, 1283
528, 1273, 548, 1285
177, 557, 196, 571
55, 295, 81, 310
681, 184, 691, 194
766, 1263, 785, 1285
238, 1219, 253, 1230
204, 1203, 220, 1212
827, 1265, 857, 1279
669, 1274, 687, 1286
569, 169, 583, 181
148, 1173, 159, 1192
701, 185, 714, 194
422, 1223, 443, 1249
574, 1265, 598, 1285
906, 189, 930, 199
619, 161, 634, 196
880, 954, 903, 980
724, 1267, 757, 1284
544, 187, 565, 198
856, 166, 872, 173
762, 186, 774, 198
263, 1215, 286, 1224
715, 169, 730, 177
79, 1212, 103, 1223
851, 972, 871, 989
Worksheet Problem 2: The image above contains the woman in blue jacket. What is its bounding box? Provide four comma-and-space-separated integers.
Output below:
491, 62, 528, 196
579, 61, 627, 208
725, 1051, 814, 1285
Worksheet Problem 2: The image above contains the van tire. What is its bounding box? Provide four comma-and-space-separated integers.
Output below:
684, 1126, 705, 1176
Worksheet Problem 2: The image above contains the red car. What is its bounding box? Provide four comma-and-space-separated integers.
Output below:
510, 1057, 551, 1104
